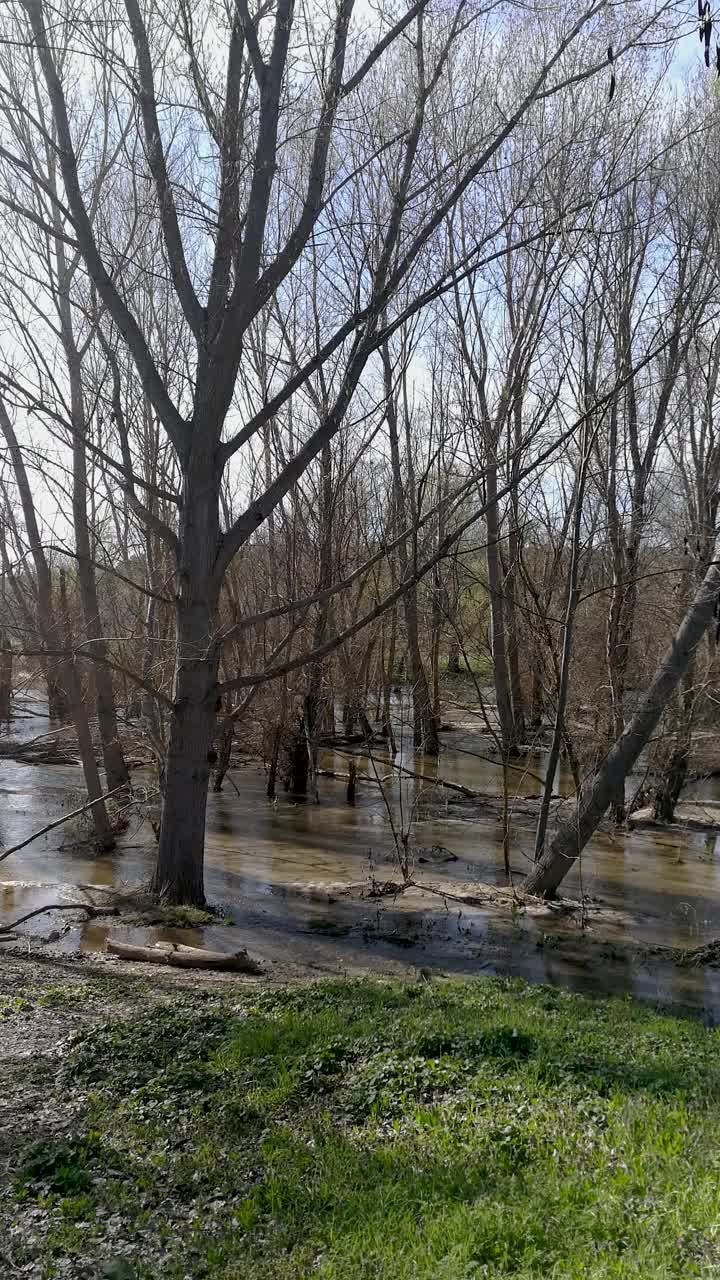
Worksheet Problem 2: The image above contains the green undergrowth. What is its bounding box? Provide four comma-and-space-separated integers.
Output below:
0, 979, 134, 1018
8, 976, 720, 1278
122, 904, 216, 928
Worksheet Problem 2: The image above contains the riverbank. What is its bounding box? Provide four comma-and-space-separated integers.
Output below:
1, 959, 720, 1279
5, 866, 720, 1016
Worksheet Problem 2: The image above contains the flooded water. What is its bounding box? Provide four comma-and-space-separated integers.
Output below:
4, 690, 720, 1016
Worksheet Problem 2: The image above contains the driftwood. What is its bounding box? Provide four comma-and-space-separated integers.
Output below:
672, 938, 720, 967
105, 939, 264, 974
366, 878, 405, 897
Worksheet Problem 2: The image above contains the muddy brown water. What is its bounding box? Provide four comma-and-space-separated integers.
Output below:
4, 691, 720, 1016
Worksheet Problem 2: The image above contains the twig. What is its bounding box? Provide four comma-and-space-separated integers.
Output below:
408, 878, 495, 908
334, 747, 482, 798
225, 770, 242, 798
12, 726, 77, 748
316, 767, 389, 786
0, 902, 118, 936
0, 785, 127, 865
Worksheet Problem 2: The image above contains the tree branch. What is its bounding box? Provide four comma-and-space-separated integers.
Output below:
22, 0, 190, 458
124, 0, 204, 339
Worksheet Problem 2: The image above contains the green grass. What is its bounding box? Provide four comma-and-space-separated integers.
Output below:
10, 977, 720, 1278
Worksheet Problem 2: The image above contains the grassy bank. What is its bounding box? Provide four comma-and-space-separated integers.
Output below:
3, 968, 720, 1279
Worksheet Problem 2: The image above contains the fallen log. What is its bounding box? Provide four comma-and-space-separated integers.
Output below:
672, 938, 720, 968
105, 938, 264, 974
334, 748, 483, 799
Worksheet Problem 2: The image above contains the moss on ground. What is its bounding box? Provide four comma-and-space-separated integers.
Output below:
3, 973, 720, 1278
122, 905, 216, 928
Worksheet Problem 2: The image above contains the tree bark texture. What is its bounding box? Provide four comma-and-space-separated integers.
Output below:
151, 453, 220, 905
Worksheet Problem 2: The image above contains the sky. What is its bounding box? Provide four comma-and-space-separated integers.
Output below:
670, 10, 712, 83
3, 0, 717, 560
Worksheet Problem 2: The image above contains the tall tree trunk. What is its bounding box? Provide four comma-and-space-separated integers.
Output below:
652, 571, 696, 823
505, 521, 526, 744
0, 628, 12, 720
141, 581, 161, 742
407, 592, 437, 751
58, 571, 114, 850
534, 440, 588, 861
152, 600, 218, 903
529, 660, 544, 726
379, 617, 397, 754
339, 643, 375, 743
267, 682, 288, 801
430, 565, 442, 733
0, 397, 68, 718
447, 640, 461, 675
71, 419, 129, 790
525, 546, 720, 897
286, 710, 310, 796
56, 229, 128, 789
303, 703, 319, 803
46, 672, 68, 720
213, 698, 234, 793
267, 727, 281, 800
485, 461, 518, 756
382, 342, 437, 752
152, 454, 220, 905
606, 537, 638, 824
605, 396, 627, 824
0, 536, 10, 720
302, 442, 334, 788
652, 737, 688, 823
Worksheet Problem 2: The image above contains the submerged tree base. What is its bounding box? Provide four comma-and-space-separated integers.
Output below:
150, 868, 207, 910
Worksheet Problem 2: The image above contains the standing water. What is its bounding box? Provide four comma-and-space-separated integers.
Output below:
3, 691, 720, 1015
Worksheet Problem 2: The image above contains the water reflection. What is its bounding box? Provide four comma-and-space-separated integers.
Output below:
4, 692, 720, 1013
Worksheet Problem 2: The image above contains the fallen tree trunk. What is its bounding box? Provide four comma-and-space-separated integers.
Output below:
525, 544, 720, 898
105, 939, 264, 974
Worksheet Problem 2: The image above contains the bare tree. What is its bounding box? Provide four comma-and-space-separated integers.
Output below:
0, 0, 676, 904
